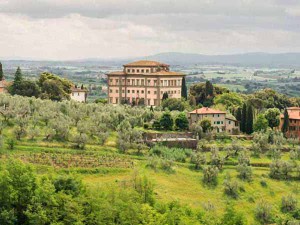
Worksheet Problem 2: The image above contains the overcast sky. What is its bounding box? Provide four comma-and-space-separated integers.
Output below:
0, 0, 300, 60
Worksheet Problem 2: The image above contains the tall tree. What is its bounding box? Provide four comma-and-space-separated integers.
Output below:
246, 104, 254, 134
162, 92, 169, 101
265, 108, 280, 129
181, 76, 187, 100
0, 62, 3, 81
205, 80, 214, 97
241, 103, 247, 133
14, 67, 23, 84
281, 108, 289, 136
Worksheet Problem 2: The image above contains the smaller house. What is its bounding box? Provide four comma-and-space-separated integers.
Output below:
279, 107, 300, 139
187, 107, 240, 134
70, 86, 88, 102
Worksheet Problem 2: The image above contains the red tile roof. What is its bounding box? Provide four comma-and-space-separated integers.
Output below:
124, 60, 169, 67
189, 107, 226, 115
280, 108, 300, 120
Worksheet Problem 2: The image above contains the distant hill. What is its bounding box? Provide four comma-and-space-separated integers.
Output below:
141, 52, 300, 68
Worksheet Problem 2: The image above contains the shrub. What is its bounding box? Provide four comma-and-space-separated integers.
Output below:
191, 152, 206, 170
281, 195, 298, 213
237, 164, 252, 181
160, 159, 174, 173
149, 145, 190, 163
143, 123, 149, 129
260, 179, 267, 187
147, 156, 160, 171
270, 160, 293, 180
6, 138, 16, 150
255, 201, 274, 224
159, 112, 173, 130
223, 178, 239, 199
203, 166, 219, 186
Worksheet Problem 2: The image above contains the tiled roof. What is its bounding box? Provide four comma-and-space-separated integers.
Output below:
189, 107, 226, 114
280, 108, 300, 120
124, 60, 169, 67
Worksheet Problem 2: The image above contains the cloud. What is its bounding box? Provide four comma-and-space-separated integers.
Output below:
0, 0, 299, 60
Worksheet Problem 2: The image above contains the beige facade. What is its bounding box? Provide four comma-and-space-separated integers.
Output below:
187, 107, 240, 134
70, 87, 88, 102
107, 60, 185, 106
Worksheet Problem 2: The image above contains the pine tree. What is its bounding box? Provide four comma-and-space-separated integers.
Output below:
181, 76, 187, 100
241, 103, 247, 133
246, 104, 253, 134
281, 108, 289, 136
14, 67, 23, 84
0, 62, 4, 81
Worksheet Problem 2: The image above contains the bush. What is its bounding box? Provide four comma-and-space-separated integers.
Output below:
160, 159, 175, 173
6, 138, 16, 150
203, 166, 218, 186
270, 160, 293, 180
223, 178, 239, 199
281, 195, 298, 213
237, 164, 252, 181
149, 145, 190, 163
255, 201, 274, 224
191, 152, 206, 170
143, 123, 149, 129
260, 179, 267, 187
159, 112, 173, 130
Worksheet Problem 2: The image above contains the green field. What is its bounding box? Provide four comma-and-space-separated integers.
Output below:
1, 132, 299, 224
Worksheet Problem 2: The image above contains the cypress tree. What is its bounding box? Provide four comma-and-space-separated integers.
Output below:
236, 107, 242, 130
246, 104, 253, 134
205, 81, 214, 97
281, 108, 289, 136
162, 92, 169, 101
0, 62, 3, 81
241, 103, 247, 133
181, 76, 187, 100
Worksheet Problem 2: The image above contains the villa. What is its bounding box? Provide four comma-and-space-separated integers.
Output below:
106, 60, 185, 106
279, 107, 300, 139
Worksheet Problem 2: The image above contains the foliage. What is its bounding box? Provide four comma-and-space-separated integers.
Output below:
282, 108, 289, 135
254, 114, 269, 132
161, 98, 190, 111
269, 160, 293, 180
162, 92, 169, 101
255, 201, 274, 224
39, 72, 72, 101
190, 121, 203, 139
181, 76, 188, 100
200, 118, 212, 133
223, 175, 239, 199
202, 166, 219, 186
191, 152, 206, 170
245, 104, 254, 134
0, 62, 3, 81
214, 92, 244, 111
241, 103, 247, 133
281, 195, 298, 213
175, 112, 189, 130
159, 112, 174, 130
221, 205, 246, 225
264, 108, 281, 129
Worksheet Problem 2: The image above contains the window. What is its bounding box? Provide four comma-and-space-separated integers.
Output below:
132, 69, 135, 73
109, 89, 112, 93
146, 69, 149, 73
132, 90, 135, 93
217, 121, 220, 124
132, 80, 135, 86
229, 121, 231, 124
116, 90, 119, 93
122, 90, 125, 93
154, 91, 157, 94
141, 79, 144, 86
127, 90, 130, 93
148, 99, 151, 105
127, 69, 130, 73
141, 69, 144, 73
110, 97, 113, 103
137, 69, 140, 73
116, 79, 119, 84
141, 90, 144, 94
154, 80, 157, 86
147, 80, 151, 86
148, 91, 150, 94
218, 114, 220, 117
109, 79, 113, 85
137, 90, 139, 94
127, 79, 130, 84
137, 79, 140, 85
116, 98, 119, 104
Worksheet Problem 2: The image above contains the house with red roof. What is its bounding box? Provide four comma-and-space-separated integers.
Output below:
187, 107, 240, 134
279, 107, 300, 139
106, 60, 185, 106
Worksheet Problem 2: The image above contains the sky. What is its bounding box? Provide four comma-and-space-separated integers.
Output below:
0, 0, 300, 60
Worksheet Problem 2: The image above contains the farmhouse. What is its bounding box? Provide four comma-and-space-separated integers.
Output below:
187, 107, 240, 134
70, 86, 88, 102
279, 107, 300, 139
106, 60, 185, 106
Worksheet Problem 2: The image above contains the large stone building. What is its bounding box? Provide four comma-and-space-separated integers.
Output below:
187, 107, 240, 134
70, 86, 88, 102
279, 107, 300, 139
107, 60, 185, 106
